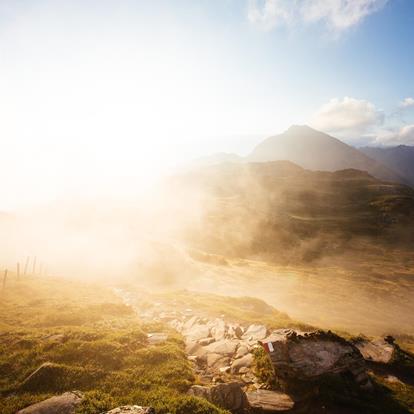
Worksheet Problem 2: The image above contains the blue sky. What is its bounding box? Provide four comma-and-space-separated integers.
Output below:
0, 0, 413, 208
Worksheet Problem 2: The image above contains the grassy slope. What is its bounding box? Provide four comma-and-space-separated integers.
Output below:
0, 276, 228, 414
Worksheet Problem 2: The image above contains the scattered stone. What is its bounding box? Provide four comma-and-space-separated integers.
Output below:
183, 315, 199, 331
17, 391, 84, 414
207, 353, 230, 369
199, 337, 215, 346
185, 324, 211, 341
231, 353, 253, 373
246, 389, 295, 412
147, 333, 168, 345
242, 324, 267, 341
219, 366, 231, 374
239, 367, 250, 374
205, 339, 239, 356
353, 337, 397, 364
210, 319, 226, 341
105, 406, 155, 414
235, 345, 250, 359
188, 383, 249, 412
261, 329, 371, 390
385, 375, 403, 384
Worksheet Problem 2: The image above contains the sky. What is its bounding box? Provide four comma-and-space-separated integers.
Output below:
1, 0, 414, 209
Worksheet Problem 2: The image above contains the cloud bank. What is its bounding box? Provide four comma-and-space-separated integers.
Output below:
247, 0, 388, 32
399, 97, 414, 109
310, 96, 384, 137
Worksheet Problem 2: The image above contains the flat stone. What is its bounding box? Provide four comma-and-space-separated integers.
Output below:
354, 338, 396, 364
17, 391, 83, 414
207, 353, 230, 369
242, 324, 267, 341
199, 337, 215, 346
235, 345, 249, 359
204, 339, 239, 356
246, 389, 295, 412
231, 353, 253, 373
210, 319, 226, 341
188, 383, 249, 412
105, 407, 155, 414
185, 324, 211, 341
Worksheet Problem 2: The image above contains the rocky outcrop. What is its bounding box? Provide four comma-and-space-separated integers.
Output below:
17, 391, 84, 414
353, 336, 397, 364
188, 383, 249, 412
260, 329, 372, 390
105, 406, 155, 414
246, 389, 295, 412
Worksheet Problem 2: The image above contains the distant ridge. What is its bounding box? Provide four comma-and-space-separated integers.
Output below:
360, 145, 414, 187
247, 125, 405, 185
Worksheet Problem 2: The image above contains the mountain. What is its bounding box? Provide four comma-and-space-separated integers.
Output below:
247, 125, 406, 185
360, 145, 414, 187
175, 160, 414, 262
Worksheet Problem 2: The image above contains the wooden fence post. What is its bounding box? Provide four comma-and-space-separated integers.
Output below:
2, 269, 8, 289
17, 262, 20, 279
24, 257, 30, 275
32, 256, 37, 275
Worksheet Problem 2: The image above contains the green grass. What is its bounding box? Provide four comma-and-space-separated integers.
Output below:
0, 276, 229, 414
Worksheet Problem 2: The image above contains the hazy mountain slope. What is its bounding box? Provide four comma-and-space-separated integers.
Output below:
174, 161, 414, 262
248, 125, 405, 185
360, 145, 414, 187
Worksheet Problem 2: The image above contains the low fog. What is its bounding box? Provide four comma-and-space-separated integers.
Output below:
1, 161, 413, 336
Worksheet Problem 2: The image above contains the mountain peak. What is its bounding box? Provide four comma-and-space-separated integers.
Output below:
287, 124, 316, 132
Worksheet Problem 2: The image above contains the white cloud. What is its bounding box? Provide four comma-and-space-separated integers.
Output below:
247, 0, 388, 32
375, 125, 414, 145
399, 97, 414, 109
310, 96, 384, 135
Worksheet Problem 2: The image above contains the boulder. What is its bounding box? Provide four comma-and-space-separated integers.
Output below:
207, 353, 230, 369
260, 329, 371, 390
105, 407, 155, 414
235, 345, 249, 359
353, 337, 397, 364
204, 339, 239, 356
17, 391, 83, 414
185, 324, 211, 341
210, 318, 226, 341
183, 315, 199, 331
18, 362, 89, 393
188, 382, 249, 412
231, 353, 253, 373
246, 389, 295, 412
199, 337, 215, 346
242, 324, 267, 341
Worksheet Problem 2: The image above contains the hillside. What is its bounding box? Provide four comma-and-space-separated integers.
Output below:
174, 160, 414, 262
361, 145, 414, 187
247, 126, 405, 185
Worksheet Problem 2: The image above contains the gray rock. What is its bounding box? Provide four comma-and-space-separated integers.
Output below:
183, 315, 199, 331
17, 391, 83, 414
204, 339, 239, 356
242, 324, 267, 341
235, 344, 249, 359
231, 353, 253, 373
105, 407, 155, 414
207, 353, 230, 369
185, 324, 210, 341
261, 329, 371, 389
199, 337, 215, 346
246, 389, 295, 412
188, 382, 249, 412
210, 318, 226, 341
353, 337, 396, 364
